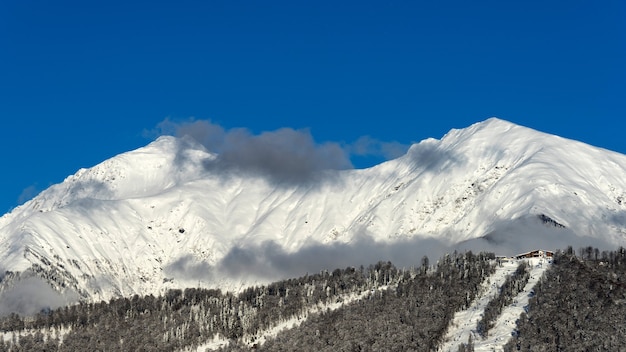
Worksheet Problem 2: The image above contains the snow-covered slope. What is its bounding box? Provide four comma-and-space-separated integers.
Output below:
1, 118, 626, 311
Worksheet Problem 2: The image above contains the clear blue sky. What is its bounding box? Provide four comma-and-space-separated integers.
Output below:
1, 0, 625, 213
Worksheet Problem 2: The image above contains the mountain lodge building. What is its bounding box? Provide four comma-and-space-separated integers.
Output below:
514, 249, 553, 260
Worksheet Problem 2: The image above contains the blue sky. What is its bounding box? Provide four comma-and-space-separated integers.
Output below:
1, 0, 625, 213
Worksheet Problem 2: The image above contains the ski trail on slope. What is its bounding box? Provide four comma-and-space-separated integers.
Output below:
473, 257, 549, 352
438, 257, 550, 352
188, 286, 390, 352
437, 260, 519, 352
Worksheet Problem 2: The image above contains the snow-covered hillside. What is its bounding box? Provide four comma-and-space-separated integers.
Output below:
1, 118, 626, 312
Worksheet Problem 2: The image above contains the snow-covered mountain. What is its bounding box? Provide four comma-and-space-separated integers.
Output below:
1, 117, 626, 313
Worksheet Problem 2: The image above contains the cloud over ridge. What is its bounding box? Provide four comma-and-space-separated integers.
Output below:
149, 117, 410, 183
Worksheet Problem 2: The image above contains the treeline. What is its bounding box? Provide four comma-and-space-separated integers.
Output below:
0, 262, 378, 351
222, 251, 495, 351
10, 246, 626, 351
0, 251, 496, 351
504, 247, 626, 351
477, 261, 529, 338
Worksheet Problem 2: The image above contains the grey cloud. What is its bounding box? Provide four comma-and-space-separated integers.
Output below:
0, 277, 76, 317
70, 179, 114, 202
165, 213, 621, 286
206, 127, 352, 184
406, 140, 466, 172
40, 179, 114, 209
457, 215, 616, 256
151, 118, 353, 185
222, 235, 475, 279
165, 256, 215, 281
149, 118, 419, 184
158, 118, 226, 153
167, 235, 452, 284
609, 211, 626, 225
349, 135, 410, 161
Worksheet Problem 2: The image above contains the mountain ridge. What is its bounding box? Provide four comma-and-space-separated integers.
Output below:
1, 117, 625, 313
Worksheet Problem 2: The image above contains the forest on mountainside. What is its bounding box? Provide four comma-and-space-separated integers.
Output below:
2, 247, 626, 351
223, 252, 494, 351
0, 251, 494, 351
504, 247, 626, 351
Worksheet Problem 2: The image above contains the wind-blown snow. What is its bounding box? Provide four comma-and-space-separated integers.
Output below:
0, 118, 625, 311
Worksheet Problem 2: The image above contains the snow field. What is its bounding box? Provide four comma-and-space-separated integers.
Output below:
2, 117, 625, 312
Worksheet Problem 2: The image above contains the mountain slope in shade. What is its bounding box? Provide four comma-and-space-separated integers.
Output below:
1, 118, 626, 312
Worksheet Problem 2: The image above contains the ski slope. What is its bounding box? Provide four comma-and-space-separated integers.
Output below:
439, 257, 549, 352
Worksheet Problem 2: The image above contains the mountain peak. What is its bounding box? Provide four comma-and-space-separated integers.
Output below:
2, 119, 626, 312
442, 118, 532, 143
475, 117, 518, 129
145, 134, 209, 155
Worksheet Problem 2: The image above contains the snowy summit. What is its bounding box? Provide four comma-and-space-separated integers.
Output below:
1, 118, 625, 312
